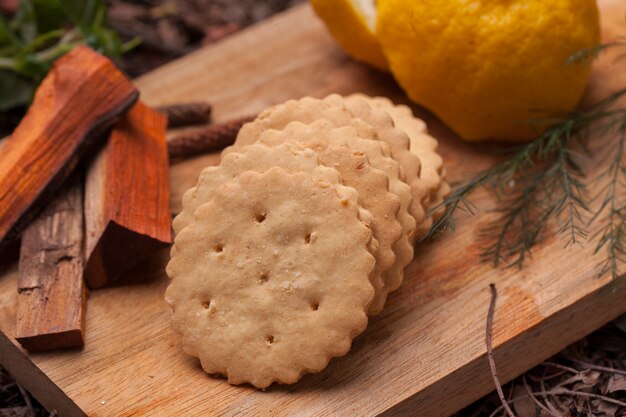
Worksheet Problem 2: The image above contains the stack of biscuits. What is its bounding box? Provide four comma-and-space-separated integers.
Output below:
165, 94, 450, 388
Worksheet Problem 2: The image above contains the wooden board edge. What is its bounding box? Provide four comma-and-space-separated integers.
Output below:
381, 276, 626, 416
0, 331, 86, 417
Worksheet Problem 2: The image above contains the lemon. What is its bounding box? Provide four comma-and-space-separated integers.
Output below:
376, 0, 600, 141
310, 0, 388, 71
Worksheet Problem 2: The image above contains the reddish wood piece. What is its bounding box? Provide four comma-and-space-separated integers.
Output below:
84, 101, 172, 288
15, 176, 87, 352
0, 46, 138, 252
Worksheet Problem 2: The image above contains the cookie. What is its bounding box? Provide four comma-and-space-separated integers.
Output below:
173, 141, 379, 277
349, 94, 451, 237
328, 94, 429, 239
234, 96, 377, 147
256, 123, 403, 315
229, 95, 415, 246
173, 142, 342, 235
252, 120, 413, 314
165, 168, 376, 388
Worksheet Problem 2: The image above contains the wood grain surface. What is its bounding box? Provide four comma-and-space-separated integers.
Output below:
84, 102, 171, 288
0, 46, 138, 252
0, 2, 625, 417
15, 176, 86, 352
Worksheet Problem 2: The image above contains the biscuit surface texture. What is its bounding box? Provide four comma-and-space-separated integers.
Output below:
230, 99, 417, 309
166, 168, 376, 388
349, 94, 450, 237
256, 121, 410, 314
337, 94, 429, 238
173, 142, 342, 235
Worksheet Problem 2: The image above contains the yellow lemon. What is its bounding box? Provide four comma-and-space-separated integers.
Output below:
376, 0, 600, 141
310, 0, 388, 71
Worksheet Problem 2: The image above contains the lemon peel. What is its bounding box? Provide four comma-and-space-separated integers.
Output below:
311, 0, 388, 71
376, 0, 600, 141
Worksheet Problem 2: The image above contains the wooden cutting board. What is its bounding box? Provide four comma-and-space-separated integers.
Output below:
1, 2, 625, 416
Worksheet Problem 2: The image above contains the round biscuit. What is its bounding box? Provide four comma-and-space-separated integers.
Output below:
174, 142, 342, 235
326, 94, 429, 240
166, 168, 376, 388
228, 96, 415, 243
173, 142, 379, 267
253, 120, 413, 314
256, 123, 403, 315
349, 94, 451, 237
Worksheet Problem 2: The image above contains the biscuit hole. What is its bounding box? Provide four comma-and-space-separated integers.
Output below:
265, 335, 275, 345
310, 301, 319, 311
304, 233, 312, 244
254, 212, 266, 223
202, 300, 211, 309
258, 272, 269, 284
213, 244, 224, 253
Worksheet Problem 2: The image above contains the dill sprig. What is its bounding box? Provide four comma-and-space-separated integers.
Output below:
566, 37, 626, 64
425, 83, 626, 278
591, 126, 626, 278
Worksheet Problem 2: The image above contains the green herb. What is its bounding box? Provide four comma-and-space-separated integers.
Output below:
425, 44, 626, 278
0, 0, 139, 112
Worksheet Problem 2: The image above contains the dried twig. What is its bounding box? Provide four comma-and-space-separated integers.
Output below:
539, 371, 561, 415
485, 284, 515, 417
167, 115, 255, 160
522, 374, 557, 417
15, 383, 35, 417
570, 358, 626, 376
541, 361, 578, 374
527, 369, 568, 382
157, 102, 213, 128
489, 388, 626, 417
547, 388, 626, 406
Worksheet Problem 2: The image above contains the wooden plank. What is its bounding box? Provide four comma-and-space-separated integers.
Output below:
0, 2, 625, 416
0, 332, 84, 417
84, 102, 171, 288
15, 176, 86, 351
0, 46, 138, 252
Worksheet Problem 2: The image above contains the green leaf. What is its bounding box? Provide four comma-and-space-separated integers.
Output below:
13, 54, 50, 80
11, 0, 38, 44
21, 29, 64, 55
87, 27, 122, 57
31, 0, 66, 34
0, 15, 20, 48
60, 0, 103, 30
0, 70, 34, 111
120, 37, 141, 54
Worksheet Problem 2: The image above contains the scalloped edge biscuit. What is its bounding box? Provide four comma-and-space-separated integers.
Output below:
251, 120, 413, 315
228, 95, 415, 241
166, 168, 376, 388
256, 123, 403, 315
327, 94, 429, 241
348, 94, 451, 237
173, 142, 379, 257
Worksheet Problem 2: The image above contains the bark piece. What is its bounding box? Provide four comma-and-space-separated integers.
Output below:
84, 101, 172, 288
15, 176, 87, 352
0, 45, 139, 252
167, 115, 255, 160
157, 102, 213, 128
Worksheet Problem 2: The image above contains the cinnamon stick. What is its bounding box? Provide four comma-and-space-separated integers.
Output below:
167, 115, 255, 160
157, 102, 213, 128
84, 101, 172, 288
15, 176, 87, 352
0, 45, 138, 252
